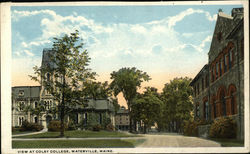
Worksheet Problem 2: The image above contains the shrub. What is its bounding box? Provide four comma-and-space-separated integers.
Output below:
183, 120, 199, 136
68, 120, 77, 130
92, 124, 102, 131
209, 117, 237, 139
106, 123, 115, 131
20, 121, 44, 131
48, 120, 68, 132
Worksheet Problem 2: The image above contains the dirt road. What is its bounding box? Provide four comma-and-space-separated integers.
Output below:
136, 134, 220, 147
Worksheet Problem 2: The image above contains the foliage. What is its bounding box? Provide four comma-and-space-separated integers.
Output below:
131, 89, 163, 133
20, 120, 44, 132
209, 117, 237, 139
48, 120, 68, 132
82, 81, 112, 100
68, 120, 77, 131
161, 77, 193, 132
29, 30, 96, 136
183, 120, 199, 136
92, 124, 102, 131
105, 123, 115, 131
110, 67, 151, 131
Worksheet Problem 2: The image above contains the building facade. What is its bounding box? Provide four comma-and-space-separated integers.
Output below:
12, 48, 115, 128
190, 8, 244, 139
115, 107, 129, 131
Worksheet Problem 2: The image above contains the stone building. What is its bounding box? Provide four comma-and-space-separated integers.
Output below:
115, 106, 129, 131
190, 8, 244, 139
12, 48, 115, 128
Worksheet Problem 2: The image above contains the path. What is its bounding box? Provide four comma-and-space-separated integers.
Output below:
136, 134, 221, 147
12, 128, 48, 137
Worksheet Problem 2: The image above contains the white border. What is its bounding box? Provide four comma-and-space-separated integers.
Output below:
1, 1, 249, 153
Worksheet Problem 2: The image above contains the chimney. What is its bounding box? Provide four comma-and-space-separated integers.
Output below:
231, 8, 244, 21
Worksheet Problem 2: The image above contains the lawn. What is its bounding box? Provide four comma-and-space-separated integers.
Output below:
13, 130, 140, 138
12, 139, 145, 148
209, 138, 244, 147
12, 131, 37, 135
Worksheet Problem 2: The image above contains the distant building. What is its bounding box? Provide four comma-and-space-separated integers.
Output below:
115, 107, 129, 131
190, 8, 244, 139
12, 48, 115, 128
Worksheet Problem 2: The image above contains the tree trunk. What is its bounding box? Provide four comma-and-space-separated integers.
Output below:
60, 75, 65, 137
128, 105, 133, 133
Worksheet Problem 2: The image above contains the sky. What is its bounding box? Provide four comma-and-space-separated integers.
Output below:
11, 4, 243, 107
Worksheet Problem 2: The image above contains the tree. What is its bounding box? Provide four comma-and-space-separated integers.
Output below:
110, 67, 151, 132
30, 30, 96, 137
82, 81, 112, 100
161, 77, 193, 133
131, 90, 163, 133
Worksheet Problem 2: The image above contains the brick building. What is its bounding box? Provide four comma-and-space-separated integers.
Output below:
115, 107, 129, 131
190, 8, 244, 139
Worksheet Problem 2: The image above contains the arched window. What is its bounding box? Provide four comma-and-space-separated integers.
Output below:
220, 92, 226, 116
34, 117, 38, 123
46, 73, 51, 82
228, 84, 237, 115
204, 101, 209, 120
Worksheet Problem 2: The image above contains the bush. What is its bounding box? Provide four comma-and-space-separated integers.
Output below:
209, 117, 237, 139
183, 120, 199, 136
20, 121, 44, 131
48, 120, 68, 132
92, 124, 102, 131
106, 123, 115, 131
68, 120, 77, 130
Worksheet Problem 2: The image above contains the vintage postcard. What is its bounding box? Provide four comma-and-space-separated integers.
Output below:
1, 1, 249, 153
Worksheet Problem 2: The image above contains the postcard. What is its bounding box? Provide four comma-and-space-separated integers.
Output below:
1, 1, 249, 153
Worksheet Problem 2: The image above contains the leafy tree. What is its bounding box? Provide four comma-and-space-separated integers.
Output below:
110, 67, 151, 132
82, 81, 111, 100
30, 30, 96, 137
161, 77, 193, 133
131, 90, 163, 133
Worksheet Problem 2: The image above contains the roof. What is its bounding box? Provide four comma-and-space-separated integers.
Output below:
116, 108, 129, 114
226, 18, 244, 39
41, 48, 57, 68
190, 64, 208, 86
85, 99, 114, 111
12, 86, 41, 98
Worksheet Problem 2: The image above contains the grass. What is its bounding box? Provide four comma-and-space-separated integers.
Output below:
209, 138, 244, 147
12, 139, 145, 148
12, 131, 37, 135
13, 130, 140, 138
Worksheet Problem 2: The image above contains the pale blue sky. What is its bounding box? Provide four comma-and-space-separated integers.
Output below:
11, 5, 243, 90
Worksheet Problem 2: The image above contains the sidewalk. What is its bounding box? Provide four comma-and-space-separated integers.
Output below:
12, 128, 48, 137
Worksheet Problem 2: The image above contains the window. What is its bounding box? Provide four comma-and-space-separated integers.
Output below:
34, 101, 38, 108
34, 117, 38, 123
219, 59, 223, 76
19, 117, 24, 126
99, 113, 102, 124
228, 48, 233, 69
220, 92, 226, 116
202, 78, 204, 91
194, 86, 196, 97
197, 83, 199, 95
204, 101, 209, 120
18, 90, 24, 96
216, 62, 219, 79
196, 103, 200, 118
46, 73, 51, 82
205, 75, 209, 88
224, 54, 228, 72
19, 101, 25, 111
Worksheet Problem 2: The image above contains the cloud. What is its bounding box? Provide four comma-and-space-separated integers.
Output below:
23, 50, 34, 56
